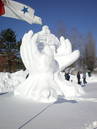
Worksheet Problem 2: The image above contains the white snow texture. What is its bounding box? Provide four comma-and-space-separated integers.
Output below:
14, 25, 84, 103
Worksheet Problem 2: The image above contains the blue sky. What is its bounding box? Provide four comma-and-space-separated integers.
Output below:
0, 0, 97, 43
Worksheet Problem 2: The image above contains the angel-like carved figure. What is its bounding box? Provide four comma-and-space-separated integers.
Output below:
14, 25, 84, 103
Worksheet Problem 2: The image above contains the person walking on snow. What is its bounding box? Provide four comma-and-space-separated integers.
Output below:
82, 72, 87, 85
77, 71, 81, 85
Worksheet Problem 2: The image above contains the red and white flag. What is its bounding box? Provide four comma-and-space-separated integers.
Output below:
0, 0, 42, 24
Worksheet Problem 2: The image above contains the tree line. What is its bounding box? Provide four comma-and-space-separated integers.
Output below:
0, 28, 24, 72
0, 27, 96, 72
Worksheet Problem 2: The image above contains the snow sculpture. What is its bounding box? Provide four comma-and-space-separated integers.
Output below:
14, 25, 84, 103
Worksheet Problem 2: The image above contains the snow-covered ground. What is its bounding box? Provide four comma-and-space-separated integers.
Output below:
0, 71, 97, 129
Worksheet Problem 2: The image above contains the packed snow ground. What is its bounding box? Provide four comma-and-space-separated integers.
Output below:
0, 71, 97, 129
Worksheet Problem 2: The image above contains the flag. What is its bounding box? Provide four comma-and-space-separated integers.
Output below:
0, 0, 42, 24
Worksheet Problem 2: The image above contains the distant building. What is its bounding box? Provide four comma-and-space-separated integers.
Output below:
0, 53, 17, 72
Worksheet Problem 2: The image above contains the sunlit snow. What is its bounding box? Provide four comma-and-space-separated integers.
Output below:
12, 25, 84, 103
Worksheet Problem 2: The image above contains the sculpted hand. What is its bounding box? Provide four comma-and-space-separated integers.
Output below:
55, 36, 80, 71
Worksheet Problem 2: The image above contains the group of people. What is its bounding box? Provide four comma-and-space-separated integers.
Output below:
77, 71, 87, 85
64, 71, 88, 86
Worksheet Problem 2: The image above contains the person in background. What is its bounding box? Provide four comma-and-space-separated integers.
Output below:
82, 72, 87, 85
77, 71, 81, 85
88, 70, 91, 77
65, 72, 70, 81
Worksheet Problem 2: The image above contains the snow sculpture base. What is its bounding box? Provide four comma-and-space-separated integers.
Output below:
14, 26, 84, 103
15, 72, 84, 103
15, 73, 61, 103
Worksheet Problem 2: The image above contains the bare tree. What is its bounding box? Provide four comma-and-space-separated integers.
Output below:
69, 27, 85, 51
84, 32, 96, 71
69, 27, 86, 69
56, 22, 68, 38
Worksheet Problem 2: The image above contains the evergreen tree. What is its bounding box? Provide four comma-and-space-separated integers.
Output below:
0, 28, 17, 71
0, 28, 16, 51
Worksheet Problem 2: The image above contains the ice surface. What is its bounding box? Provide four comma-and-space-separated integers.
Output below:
14, 25, 84, 103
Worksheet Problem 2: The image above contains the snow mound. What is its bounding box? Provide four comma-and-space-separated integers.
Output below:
0, 70, 27, 93
84, 121, 97, 129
